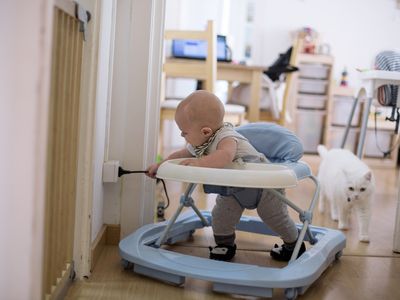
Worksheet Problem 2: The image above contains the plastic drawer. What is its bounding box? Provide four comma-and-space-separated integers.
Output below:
299, 63, 329, 79
298, 79, 328, 94
328, 126, 359, 153
297, 94, 327, 109
331, 96, 360, 126
295, 109, 326, 153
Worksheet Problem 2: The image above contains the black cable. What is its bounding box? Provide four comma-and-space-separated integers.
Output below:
118, 167, 170, 210
374, 111, 400, 158
157, 178, 170, 209
118, 167, 148, 177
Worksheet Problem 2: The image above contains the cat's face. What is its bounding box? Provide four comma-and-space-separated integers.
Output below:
344, 171, 374, 203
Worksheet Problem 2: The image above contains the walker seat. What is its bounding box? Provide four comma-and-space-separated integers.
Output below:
119, 123, 346, 300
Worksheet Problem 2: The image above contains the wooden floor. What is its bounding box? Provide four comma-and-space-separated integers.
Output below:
66, 154, 400, 300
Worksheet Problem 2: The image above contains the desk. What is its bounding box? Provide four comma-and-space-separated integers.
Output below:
164, 59, 266, 122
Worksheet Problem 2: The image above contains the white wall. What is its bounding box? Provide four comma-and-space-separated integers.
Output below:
103, 0, 131, 226
251, 0, 400, 88
165, 0, 400, 89
91, 0, 116, 242
0, 0, 53, 298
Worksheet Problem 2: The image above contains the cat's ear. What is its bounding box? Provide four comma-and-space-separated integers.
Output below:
364, 171, 372, 181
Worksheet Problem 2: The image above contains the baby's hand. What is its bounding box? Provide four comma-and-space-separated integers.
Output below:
179, 158, 203, 167
146, 163, 160, 178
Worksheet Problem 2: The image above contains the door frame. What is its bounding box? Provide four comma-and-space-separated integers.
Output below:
72, 0, 102, 278
118, 0, 166, 237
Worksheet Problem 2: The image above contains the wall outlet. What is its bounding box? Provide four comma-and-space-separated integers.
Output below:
102, 160, 120, 183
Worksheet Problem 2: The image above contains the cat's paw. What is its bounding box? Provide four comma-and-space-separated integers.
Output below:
330, 214, 338, 222
359, 235, 370, 243
338, 222, 349, 230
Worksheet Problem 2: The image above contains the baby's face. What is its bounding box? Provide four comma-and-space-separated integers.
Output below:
175, 112, 209, 146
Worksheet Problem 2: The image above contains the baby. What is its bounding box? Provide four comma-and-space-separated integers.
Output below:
147, 90, 305, 262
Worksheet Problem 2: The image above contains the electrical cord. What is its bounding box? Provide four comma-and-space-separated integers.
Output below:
118, 167, 170, 210
374, 111, 400, 158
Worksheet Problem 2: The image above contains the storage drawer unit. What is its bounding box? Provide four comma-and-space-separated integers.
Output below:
299, 63, 329, 79
298, 79, 328, 94
295, 109, 326, 153
364, 129, 393, 157
328, 126, 359, 153
331, 96, 360, 126
297, 94, 327, 109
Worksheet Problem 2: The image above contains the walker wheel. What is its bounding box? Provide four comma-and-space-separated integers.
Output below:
121, 259, 134, 270
335, 250, 343, 260
284, 287, 298, 300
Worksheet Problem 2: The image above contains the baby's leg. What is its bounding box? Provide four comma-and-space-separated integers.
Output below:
210, 195, 243, 261
256, 189, 298, 243
211, 194, 244, 245
257, 189, 305, 261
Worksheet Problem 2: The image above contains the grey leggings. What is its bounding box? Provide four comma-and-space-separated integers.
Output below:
211, 189, 298, 246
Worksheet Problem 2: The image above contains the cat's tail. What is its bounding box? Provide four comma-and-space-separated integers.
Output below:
317, 144, 328, 158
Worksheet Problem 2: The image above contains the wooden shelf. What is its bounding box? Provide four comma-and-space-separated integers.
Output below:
297, 53, 334, 65
288, 51, 334, 154
367, 117, 397, 131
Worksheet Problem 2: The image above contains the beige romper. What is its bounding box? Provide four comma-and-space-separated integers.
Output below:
187, 126, 298, 246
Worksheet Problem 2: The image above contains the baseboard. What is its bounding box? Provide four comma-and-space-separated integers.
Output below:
106, 224, 121, 245
91, 224, 121, 271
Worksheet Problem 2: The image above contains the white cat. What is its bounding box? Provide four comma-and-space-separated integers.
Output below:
317, 145, 375, 242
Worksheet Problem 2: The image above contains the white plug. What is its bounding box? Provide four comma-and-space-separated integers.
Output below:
102, 160, 120, 183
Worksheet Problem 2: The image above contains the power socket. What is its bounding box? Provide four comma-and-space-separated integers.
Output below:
157, 201, 166, 220
102, 160, 120, 183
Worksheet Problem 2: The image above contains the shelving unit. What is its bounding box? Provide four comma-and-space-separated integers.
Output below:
327, 85, 399, 167
289, 53, 334, 154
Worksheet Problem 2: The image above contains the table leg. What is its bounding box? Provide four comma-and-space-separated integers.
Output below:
248, 71, 262, 122
227, 81, 233, 102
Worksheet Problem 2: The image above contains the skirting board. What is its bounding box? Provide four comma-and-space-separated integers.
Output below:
91, 224, 121, 271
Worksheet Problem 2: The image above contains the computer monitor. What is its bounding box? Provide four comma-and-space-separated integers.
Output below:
172, 35, 230, 62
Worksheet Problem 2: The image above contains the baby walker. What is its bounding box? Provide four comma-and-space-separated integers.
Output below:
119, 123, 346, 300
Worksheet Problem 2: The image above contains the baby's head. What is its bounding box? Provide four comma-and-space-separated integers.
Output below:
175, 90, 225, 146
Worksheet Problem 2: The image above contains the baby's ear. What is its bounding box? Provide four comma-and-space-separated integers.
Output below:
364, 171, 372, 181
201, 127, 213, 136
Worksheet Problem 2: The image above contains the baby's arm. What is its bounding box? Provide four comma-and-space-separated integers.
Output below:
146, 148, 193, 178
180, 137, 237, 168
